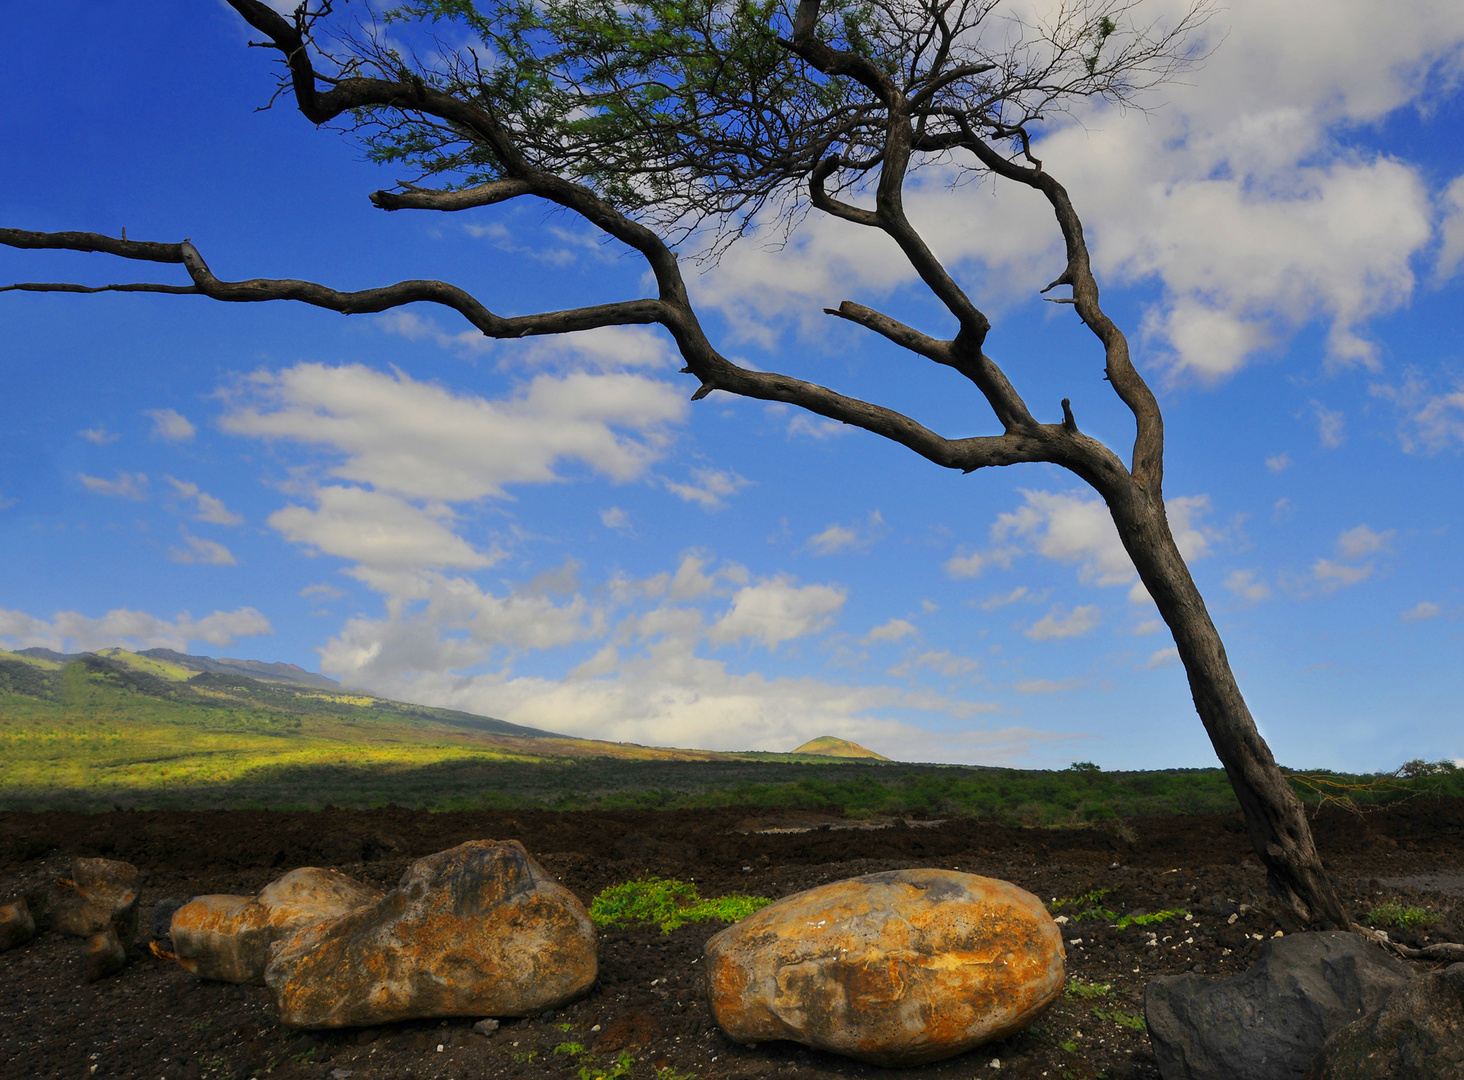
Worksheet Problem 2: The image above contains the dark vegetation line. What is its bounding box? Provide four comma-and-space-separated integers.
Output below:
2, 650, 1459, 818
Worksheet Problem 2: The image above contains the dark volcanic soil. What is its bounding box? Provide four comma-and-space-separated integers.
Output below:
2, 800, 1462, 1080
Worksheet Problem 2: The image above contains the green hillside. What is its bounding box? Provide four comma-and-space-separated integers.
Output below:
791, 736, 890, 760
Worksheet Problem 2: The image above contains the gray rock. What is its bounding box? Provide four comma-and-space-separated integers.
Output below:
50, 858, 140, 947
1145, 930, 1415, 1080
151, 898, 186, 944
84, 926, 127, 983
1305, 962, 1464, 1079
265, 840, 597, 1029
0, 900, 35, 952
472, 1018, 501, 1038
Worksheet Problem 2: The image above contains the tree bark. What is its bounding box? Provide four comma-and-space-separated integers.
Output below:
1104, 480, 1351, 929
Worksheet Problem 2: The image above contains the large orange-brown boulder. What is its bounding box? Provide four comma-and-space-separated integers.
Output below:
50, 858, 140, 948
264, 839, 598, 1029
171, 867, 384, 984
704, 869, 1065, 1066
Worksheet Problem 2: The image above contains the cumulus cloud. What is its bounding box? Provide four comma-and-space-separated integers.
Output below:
1265, 453, 1292, 473
1025, 603, 1101, 641
806, 511, 885, 555
269, 486, 498, 571
707, 577, 847, 649
167, 477, 243, 526
169, 532, 237, 566
145, 408, 196, 442
980, 586, 1030, 610
600, 506, 633, 533
663, 466, 750, 509
1401, 601, 1442, 623
0, 605, 271, 653
862, 618, 917, 644
1306, 524, 1393, 594
1311, 400, 1346, 448
79, 427, 119, 445
889, 650, 982, 679
986, 489, 1212, 593
79, 472, 148, 500
1225, 569, 1272, 603
1143, 648, 1182, 670
1436, 174, 1464, 285
1014, 677, 1087, 694
1370, 372, 1464, 454
222, 363, 687, 501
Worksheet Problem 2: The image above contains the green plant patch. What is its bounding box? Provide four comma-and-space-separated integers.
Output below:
1092, 1008, 1147, 1031
589, 877, 771, 933
1365, 903, 1437, 930
1063, 978, 1111, 999
1052, 888, 1117, 921
1115, 909, 1188, 929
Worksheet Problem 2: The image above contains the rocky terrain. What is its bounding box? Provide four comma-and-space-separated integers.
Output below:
1, 799, 1460, 1080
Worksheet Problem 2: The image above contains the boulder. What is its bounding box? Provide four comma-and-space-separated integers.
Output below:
0, 900, 35, 952
264, 839, 597, 1028
703, 869, 1065, 1066
84, 927, 127, 983
49, 858, 140, 947
171, 867, 384, 984
1305, 961, 1464, 1079
1145, 930, 1416, 1080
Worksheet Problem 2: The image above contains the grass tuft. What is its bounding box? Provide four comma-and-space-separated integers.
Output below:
589, 877, 771, 934
1365, 903, 1437, 930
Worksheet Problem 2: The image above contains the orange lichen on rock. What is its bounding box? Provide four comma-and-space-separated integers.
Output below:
264, 839, 598, 1029
49, 858, 140, 947
704, 869, 1065, 1066
171, 867, 383, 985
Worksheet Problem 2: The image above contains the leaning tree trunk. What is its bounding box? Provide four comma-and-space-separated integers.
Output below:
1106, 483, 1352, 930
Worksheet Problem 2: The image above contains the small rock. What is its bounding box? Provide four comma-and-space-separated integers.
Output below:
704, 869, 1064, 1066
84, 926, 127, 983
50, 858, 140, 947
172, 867, 383, 984
265, 839, 598, 1028
0, 900, 36, 952
472, 1018, 501, 1038
1305, 961, 1464, 1079
151, 898, 186, 944
1145, 930, 1415, 1080
328, 1070, 354, 1080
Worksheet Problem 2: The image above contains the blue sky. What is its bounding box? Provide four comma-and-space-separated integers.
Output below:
2, 0, 1462, 770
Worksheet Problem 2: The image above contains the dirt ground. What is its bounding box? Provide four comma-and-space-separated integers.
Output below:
2, 799, 1461, 1080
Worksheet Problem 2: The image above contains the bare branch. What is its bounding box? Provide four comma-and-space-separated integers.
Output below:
370, 179, 532, 212
824, 300, 951, 362
0, 228, 668, 339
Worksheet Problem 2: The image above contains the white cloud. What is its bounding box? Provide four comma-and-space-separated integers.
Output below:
707, 577, 847, 650
1225, 569, 1272, 603
1401, 601, 1442, 623
167, 477, 243, 525
1436, 174, 1464, 285
79, 427, 119, 445
1014, 677, 1087, 694
1025, 603, 1101, 641
862, 618, 917, 644
600, 506, 633, 533
79, 472, 148, 500
0, 605, 271, 653
980, 586, 1029, 610
663, 466, 750, 509
1265, 453, 1291, 474
990, 489, 1213, 591
1310, 400, 1346, 449
169, 532, 237, 566
787, 415, 847, 440
1311, 559, 1374, 589
806, 511, 884, 555
1335, 524, 1393, 560
145, 408, 196, 442
1370, 373, 1464, 454
300, 583, 348, 600
889, 650, 982, 678
269, 486, 497, 571
222, 362, 687, 501
1143, 648, 1181, 670
944, 551, 994, 579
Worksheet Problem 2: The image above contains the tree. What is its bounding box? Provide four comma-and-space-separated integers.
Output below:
1, 0, 1352, 928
